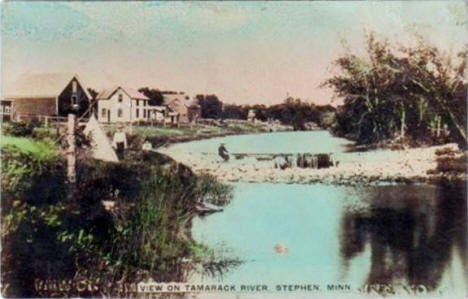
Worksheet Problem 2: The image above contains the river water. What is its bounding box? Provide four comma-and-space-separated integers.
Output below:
166, 131, 467, 297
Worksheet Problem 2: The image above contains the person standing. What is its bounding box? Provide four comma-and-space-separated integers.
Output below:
112, 125, 128, 160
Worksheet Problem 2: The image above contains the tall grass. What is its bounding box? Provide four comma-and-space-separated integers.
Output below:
1, 142, 239, 297
2, 135, 58, 162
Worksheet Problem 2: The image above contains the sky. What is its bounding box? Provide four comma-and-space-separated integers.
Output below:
2, 1, 467, 106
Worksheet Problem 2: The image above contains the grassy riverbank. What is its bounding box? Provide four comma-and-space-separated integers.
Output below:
104, 122, 276, 149
1, 132, 240, 297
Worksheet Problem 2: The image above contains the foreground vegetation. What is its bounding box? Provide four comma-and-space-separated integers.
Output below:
1, 129, 240, 297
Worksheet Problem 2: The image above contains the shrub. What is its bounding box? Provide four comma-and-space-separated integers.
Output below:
1, 139, 69, 297
32, 127, 57, 140
3, 120, 42, 137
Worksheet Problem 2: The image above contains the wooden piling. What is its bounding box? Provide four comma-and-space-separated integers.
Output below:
67, 114, 76, 185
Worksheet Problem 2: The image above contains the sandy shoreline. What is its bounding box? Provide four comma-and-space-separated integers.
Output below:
158, 140, 466, 185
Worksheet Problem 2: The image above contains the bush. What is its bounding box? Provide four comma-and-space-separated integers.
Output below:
3, 120, 42, 137
32, 127, 57, 140
1, 140, 69, 297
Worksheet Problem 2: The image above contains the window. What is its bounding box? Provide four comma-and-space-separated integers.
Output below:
136, 100, 140, 106
71, 95, 78, 105
5, 106, 10, 113
118, 94, 123, 103
143, 109, 146, 118
118, 108, 123, 118
144, 100, 147, 107
102, 108, 106, 118
72, 81, 77, 93
136, 109, 139, 118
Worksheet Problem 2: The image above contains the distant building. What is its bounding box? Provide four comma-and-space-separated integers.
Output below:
247, 109, 256, 122
3, 73, 92, 119
96, 86, 165, 123
163, 93, 200, 124
163, 93, 188, 123
1, 100, 12, 121
186, 99, 201, 123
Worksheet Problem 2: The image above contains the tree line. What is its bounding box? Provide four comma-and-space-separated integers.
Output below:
195, 94, 336, 130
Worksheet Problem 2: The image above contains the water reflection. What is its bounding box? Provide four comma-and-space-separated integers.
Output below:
340, 181, 467, 292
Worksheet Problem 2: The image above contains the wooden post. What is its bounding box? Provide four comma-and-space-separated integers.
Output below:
67, 114, 76, 185
330, 153, 336, 167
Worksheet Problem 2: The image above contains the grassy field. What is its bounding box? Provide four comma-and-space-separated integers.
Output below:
130, 123, 266, 137
103, 122, 270, 149
1, 135, 58, 161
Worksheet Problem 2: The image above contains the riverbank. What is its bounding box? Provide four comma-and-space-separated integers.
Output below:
1, 130, 239, 297
159, 133, 466, 185
104, 122, 293, 149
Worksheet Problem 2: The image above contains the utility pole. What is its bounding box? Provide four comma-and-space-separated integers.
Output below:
67, 113, 77, 185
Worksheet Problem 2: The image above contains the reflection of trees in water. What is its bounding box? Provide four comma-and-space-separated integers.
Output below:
340, 181, 467, 291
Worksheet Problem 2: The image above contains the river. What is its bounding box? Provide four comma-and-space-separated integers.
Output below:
162, 131, 467, 297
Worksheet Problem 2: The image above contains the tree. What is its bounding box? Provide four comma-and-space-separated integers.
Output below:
87, 88, 98, 100
221, 104, 248, 119
323, 32, 467, 146
138, 87, 164, 106
197, 94, 223, 119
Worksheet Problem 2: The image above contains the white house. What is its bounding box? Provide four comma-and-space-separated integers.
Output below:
247, 109, 256, 122
96, 86, 165, 123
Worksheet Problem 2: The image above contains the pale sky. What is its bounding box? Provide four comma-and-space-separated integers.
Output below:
2, 1, 467, 106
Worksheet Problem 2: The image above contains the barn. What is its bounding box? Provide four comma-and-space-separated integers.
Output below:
3, 73, 92, 119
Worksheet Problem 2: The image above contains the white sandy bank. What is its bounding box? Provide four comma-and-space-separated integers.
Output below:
158, 143, 462, 185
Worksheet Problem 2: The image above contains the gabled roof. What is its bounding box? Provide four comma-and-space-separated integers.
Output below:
163, 93, 199, 108
162, 94, 185, 106
96, 87, 117, 99
126, 88, 149, 100
97, 86, 149, 101
5, 73, 91, 99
